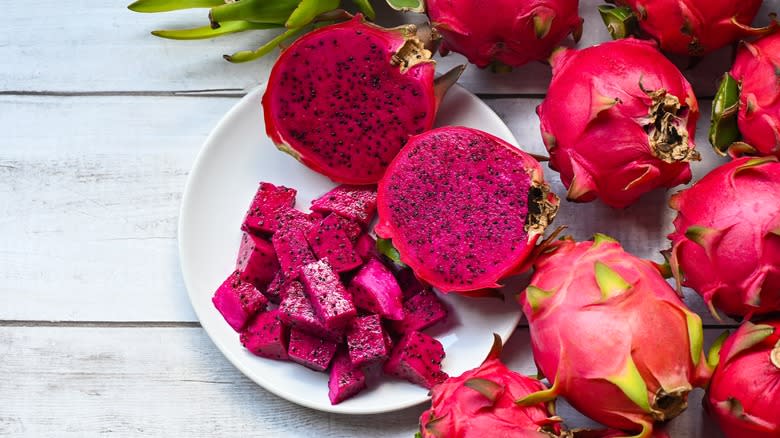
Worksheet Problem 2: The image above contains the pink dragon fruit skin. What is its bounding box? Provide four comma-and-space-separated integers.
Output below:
419, 336, 563, 438
711, 33, 780, 158
262, 15, 462, 185
538, 38, 700, 209
426, 0, 583, 69
376, 126, 559, 293
518, 235, 709, 437
604, 0, 769, 56
667, 156, 780, 319
706, 320, 780, 438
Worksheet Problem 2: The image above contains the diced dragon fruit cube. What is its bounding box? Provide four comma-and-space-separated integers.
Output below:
287, 328, 338, 372
394, 267, 429, 299
355, 233, 378, 261
346, 314, 390, 367
236, 232, 279, 291
349, 258, 404, 320
383, 331, 447, 389
212, 270, 268, 332
240, 309, 289, 360
328, 350, 367, 404
305, 214, 362, 273
310, 185, 377, 227
278, 281, 344, 341
300, 260, 356, 330
263, 271, 286, 304
272, 221, 316, 280
390, 288, 448, 334
241, 182, 297, 235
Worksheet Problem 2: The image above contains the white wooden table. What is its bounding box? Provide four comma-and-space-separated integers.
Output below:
3, 1, 774, 436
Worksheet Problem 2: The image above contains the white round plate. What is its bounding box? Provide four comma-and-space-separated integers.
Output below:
178, 83, 523, 414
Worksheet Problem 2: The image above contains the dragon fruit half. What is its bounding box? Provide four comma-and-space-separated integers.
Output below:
598, 0, 773, 56
706, 320, 780, 438
538, 38, 700, 208
262, 14, 463, 185
710, 32, 780, 157
419, 335, 563, 438
426, 0, 583, 69
376, 126, 559, 293
518, 235, 709, 437
667, 156, 780, 319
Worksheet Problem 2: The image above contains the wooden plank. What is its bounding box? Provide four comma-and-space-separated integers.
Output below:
0, 94, 733, 323
0, 326, 727, 437
3, 0, 777, 94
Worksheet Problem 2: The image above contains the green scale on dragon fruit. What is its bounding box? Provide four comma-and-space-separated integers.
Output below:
261, 15, 463, 184
346, 314, 390, 367
240, 309, 289, 361
241, 182, 297, 235
235, 232, 279, 291
278, 280, 344, 342
384, 330, 447, 389
328, 349, 367, 405
300, 259, 357, 330
212, 270, 268, 332
348, 257, 404, 320
305, 213, 362, 273
287, 328, 339, 372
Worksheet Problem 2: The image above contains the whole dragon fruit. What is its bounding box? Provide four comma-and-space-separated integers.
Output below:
262, 14, 463, 185
538, 38, 700, 208
376, 126, 559, 293
425, 0, 583, 69
518, 234, 709, 437
598, 0, 774, 56
710, 32, 780, 157
419, 335, 564, 438
707, 320, 780, 438
667, 156, 780, 319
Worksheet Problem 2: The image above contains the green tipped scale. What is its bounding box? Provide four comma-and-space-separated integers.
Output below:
709, 73, 742, 155
464, 378, 505, 404
598, 5, 638, 40
594, 261, 632, 300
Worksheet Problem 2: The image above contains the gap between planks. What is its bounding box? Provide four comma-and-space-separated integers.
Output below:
0, 320, 738, 330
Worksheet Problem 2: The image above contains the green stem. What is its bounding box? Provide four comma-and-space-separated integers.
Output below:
128, 0, 224, 13
209, 0, 299, 27
223, 27, 302, 63
286, 0, 340, 29
351, 0, 375, 20
152, 21, 280, 40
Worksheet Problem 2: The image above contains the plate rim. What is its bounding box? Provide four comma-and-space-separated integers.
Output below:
177, 82, 522, 414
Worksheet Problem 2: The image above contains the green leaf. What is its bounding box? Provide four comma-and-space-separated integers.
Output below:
592, 233, 617, 247
128, 0, 223, 13
707, 330, 730, 369
351, 0, 376, 20
516, 378, 559, 406
385, 0, 424, 13
606, 357, 651, 413
152, 21, 280, 40
723, 322, 775, 365
684, 310, 704, 366
209, 0, 299, 26
286, 0, 340, 29
524, 285, 554, 313
376, 238, 405, 266
709, 73, 741, 155
224, 27, 302, 63
598, 5, 638, 39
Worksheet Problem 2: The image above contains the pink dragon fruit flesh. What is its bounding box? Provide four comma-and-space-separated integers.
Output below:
305, 214, 362, 273
384, 330, 448, 389
419, 335, 563, 438
212, 270, 268, 332
710, 32, 780, 158
426, 0, 583, 69
240, 309, 289, 360
538, 38, 700, 208
262, 15, 463, 184
518, 234, 709, 437
310, 185, 378, 227
299, 259, 357, 330
667, 156, 780, 319
349, 257, 405, 320
287, 328, 338, 372
346, 314, 390, 367
706, 320, 780, 438
241, 182, 297, 235
376, 126, 559, 293
329, 349, 367, 405
599, 0, 773, 56
235, 232, 279, 291
390, 288, 448, 335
